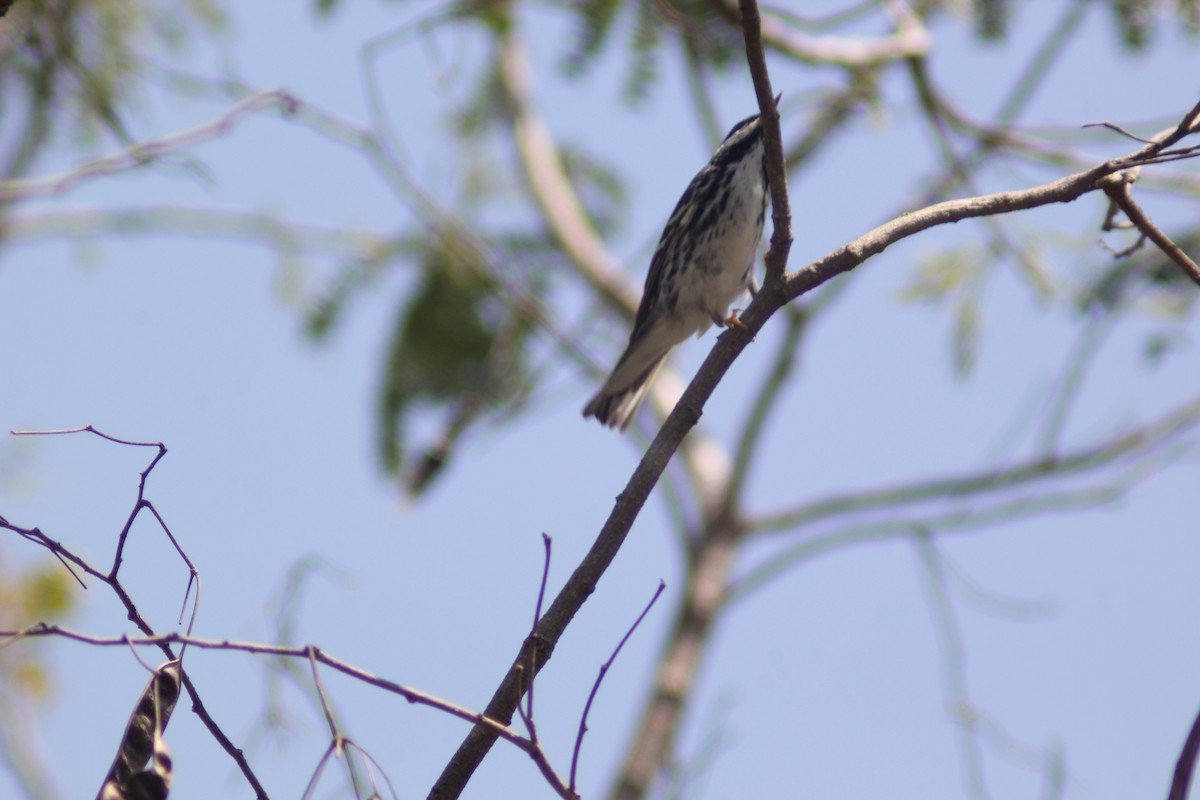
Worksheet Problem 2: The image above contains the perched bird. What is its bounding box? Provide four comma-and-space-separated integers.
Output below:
583, 105, 772, 432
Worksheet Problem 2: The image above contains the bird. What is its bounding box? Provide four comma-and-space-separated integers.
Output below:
582, 104, 772, 432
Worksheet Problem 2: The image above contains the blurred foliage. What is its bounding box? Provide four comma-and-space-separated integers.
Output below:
975, 0, 1010, 41
559, 0, 741, 102
0, 0, 225, 181
1079, 229, 1200, 317
0, 561, 74, 699
972, 0, 1199, 47
305, 238, 419, 340
901, 246, 991, 378
900, 245, 984, 304
373, 226, 539, 496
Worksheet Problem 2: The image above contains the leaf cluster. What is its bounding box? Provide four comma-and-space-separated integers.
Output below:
972, 0, 1200, 48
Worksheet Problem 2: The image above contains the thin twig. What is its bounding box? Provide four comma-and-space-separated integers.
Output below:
1082, 121, 1156, 143
525, 534, 554, 731
5, 427, 268, 797
569, 580, 666, 791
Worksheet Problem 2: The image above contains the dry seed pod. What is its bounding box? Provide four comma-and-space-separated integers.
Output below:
96, 660, 181, 800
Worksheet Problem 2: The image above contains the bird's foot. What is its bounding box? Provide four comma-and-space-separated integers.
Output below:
722, 308, 749, 331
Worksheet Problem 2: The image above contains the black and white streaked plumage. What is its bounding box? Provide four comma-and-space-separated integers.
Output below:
583, 108, 770, 432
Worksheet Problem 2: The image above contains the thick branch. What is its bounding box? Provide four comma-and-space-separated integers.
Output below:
427, 58, 1200, 800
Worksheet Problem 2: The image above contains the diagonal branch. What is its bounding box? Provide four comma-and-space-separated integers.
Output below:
426, 46, 1200, 800
428, 3, 793, 796
1100, 172, 1200, 287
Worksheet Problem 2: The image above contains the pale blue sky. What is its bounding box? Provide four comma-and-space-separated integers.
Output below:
2, 2, 1199, 799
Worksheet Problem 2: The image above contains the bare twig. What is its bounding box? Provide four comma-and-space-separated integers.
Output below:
569, 580, 666, 792
0, 626, 527, 747
1082, 121, 1156, 144
523, 534, 554, 733
4, 427, 268, 798
779, 101, 1200, 304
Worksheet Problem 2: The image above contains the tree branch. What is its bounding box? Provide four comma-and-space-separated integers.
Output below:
1100, 172, 1200, 287
0, 90, 299, 202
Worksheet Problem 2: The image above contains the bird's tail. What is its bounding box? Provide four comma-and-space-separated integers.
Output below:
582, 355, 668, 432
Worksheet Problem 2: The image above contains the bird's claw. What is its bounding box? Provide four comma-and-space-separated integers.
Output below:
723, 308, 749, 331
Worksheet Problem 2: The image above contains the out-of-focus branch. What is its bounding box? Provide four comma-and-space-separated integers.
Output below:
711, 0, 931, 67
1038, 312, 1118, 455
734, 483, 1128, 604
912, 0, 1090, 205
907, 56, 1055, 295
1, 206, 397, 259
752, 393, 1200, 535
0, 89, 299, 202
721, 305, 806, 512
496, 29, 637, 316
911, 534, 989, 798
607, 528, 737, 800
